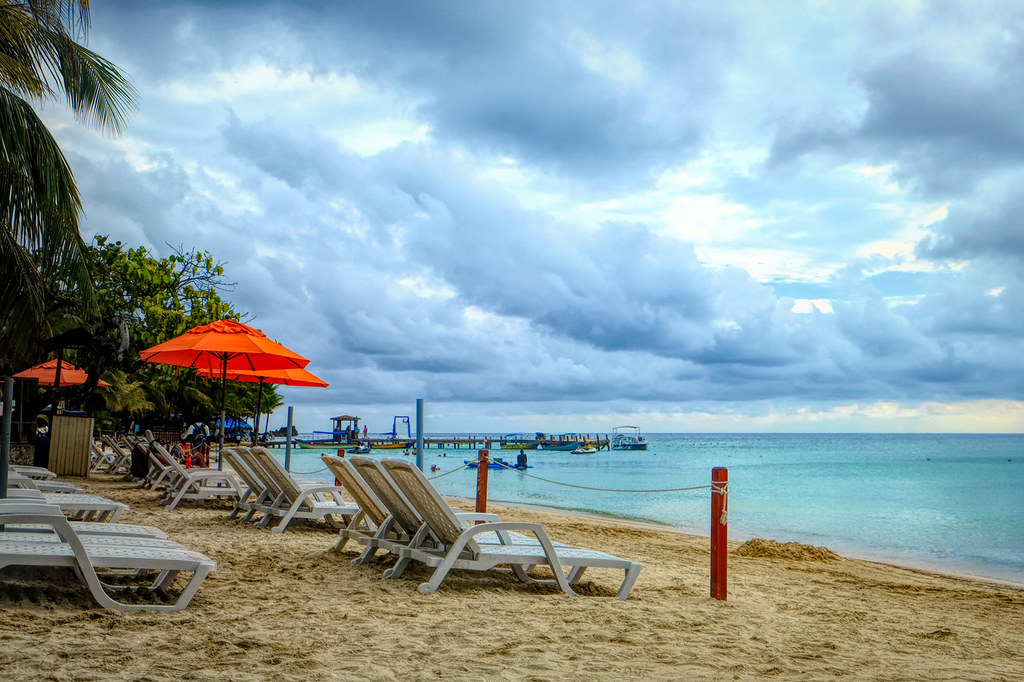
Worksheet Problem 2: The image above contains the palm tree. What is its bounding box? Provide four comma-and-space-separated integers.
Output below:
99, 368, 154, 431
0, 0, 136, 368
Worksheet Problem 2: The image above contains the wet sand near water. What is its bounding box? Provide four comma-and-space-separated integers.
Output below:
1, 473, 1022, 681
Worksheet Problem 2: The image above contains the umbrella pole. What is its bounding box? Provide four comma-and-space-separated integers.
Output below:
54, 347, 63, 413
219, 359, 227, 470
1, 376, 13, 504
254, 379, 265, 445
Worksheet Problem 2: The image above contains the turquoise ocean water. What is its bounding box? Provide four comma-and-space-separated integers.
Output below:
274, 433, 1024, 584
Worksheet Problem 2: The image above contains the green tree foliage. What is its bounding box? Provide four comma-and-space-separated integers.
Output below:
83, 236, 282, 434
0, 1, 137, 368
88, 235, 236, 355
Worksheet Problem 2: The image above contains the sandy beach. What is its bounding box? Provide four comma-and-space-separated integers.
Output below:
2, 473, 1022, 682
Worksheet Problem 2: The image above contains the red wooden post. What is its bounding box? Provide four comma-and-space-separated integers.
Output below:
475, 449, 490, 517
711, 467, 728, 600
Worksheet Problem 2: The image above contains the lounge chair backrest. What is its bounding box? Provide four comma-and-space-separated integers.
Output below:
237, 447, 285, 499
102, 435, 130, 457
151, 441, 185, 475
379, 458, 477, 552
222, 448, 266, 496
249, 447, 306, 507
348, 456, 422, 535
322, 455, 387, 527
7, 473, 40, 490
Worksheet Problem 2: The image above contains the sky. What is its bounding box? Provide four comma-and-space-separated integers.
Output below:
42, 0, 1024, 434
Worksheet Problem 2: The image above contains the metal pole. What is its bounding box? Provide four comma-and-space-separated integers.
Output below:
253, 379, 265, 443
218, 359, 227, 470
1, 377, 13, 501
416, 398, 425, 471
284, 406, 294, 471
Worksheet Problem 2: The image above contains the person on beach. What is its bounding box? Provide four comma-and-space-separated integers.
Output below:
182, 421, 209, 445
170, 442, 188, 464
181, 421, 211, 467
190, 434, 209, 467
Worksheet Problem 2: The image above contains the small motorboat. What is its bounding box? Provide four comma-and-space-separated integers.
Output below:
570, 445, 598, 455
611, 425, 648, 451
352, 443, 372, 454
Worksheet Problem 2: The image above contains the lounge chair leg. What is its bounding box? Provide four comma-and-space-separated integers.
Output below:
567, 566, 588, 584
384, 556, 412, 579
166, 485, 191, 510
353, 545, 379, 565
615, 563, 643, 600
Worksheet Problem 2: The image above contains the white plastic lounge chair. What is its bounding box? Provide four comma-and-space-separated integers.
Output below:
5, 489, 128, 523
8, 472, 83, 494
140, 440, 219, 492
4, 521, 168, 540
11, 464, 57, 480
245, 447, 358, 533
100, 435, 134, 475
0, 498, 215, 612
90, 440, 122, 473
1, 530, 184, 550
149, 441, 242, 510
343, 456, 555, 563
220, 447, 274, 522
322, 455, 408, 561
380, 458, 643, 599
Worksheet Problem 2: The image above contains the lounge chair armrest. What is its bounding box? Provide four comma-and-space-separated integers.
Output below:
458, 521, 549, 542
297, 484, 347, 498
455, 512, 501, 523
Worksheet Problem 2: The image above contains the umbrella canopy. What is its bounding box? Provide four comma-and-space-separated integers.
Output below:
13, 359, 111, 387
138, 319, 309, 372
139, 319, 310, 467
196, 366, 328, 436
198, 366, 329, 388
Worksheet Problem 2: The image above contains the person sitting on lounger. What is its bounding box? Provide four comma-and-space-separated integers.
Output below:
191, 434, 210, 468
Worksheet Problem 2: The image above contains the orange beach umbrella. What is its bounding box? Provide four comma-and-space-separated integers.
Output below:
14, 359, 111, 387
196, 366, 329, 436
198, 366, 328, 388
139, 319, 309, 372
139, 319, 310, 467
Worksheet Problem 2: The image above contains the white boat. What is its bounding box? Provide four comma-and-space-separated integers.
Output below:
571, 445, 598, 455
611, 426, 648, 451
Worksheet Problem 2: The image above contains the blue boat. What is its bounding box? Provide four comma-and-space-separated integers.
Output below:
464, 457, 531, 470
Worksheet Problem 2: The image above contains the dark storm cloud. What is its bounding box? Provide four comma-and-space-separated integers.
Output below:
918, 194, 1024, 262
768, 3, 1024, 195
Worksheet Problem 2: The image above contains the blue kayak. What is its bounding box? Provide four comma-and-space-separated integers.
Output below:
464, 457, 532, 470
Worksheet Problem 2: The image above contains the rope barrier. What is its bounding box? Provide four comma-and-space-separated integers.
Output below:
292, 453, 709, 493
712, 480, 729, 525
427, 462, 471, 480
488, 459, 712, 493
289, 466, 329, 475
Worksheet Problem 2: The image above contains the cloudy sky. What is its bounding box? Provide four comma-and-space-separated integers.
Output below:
44, 1, 1024, 433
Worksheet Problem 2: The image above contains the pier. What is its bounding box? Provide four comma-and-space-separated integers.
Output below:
423, 434, 611, 451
